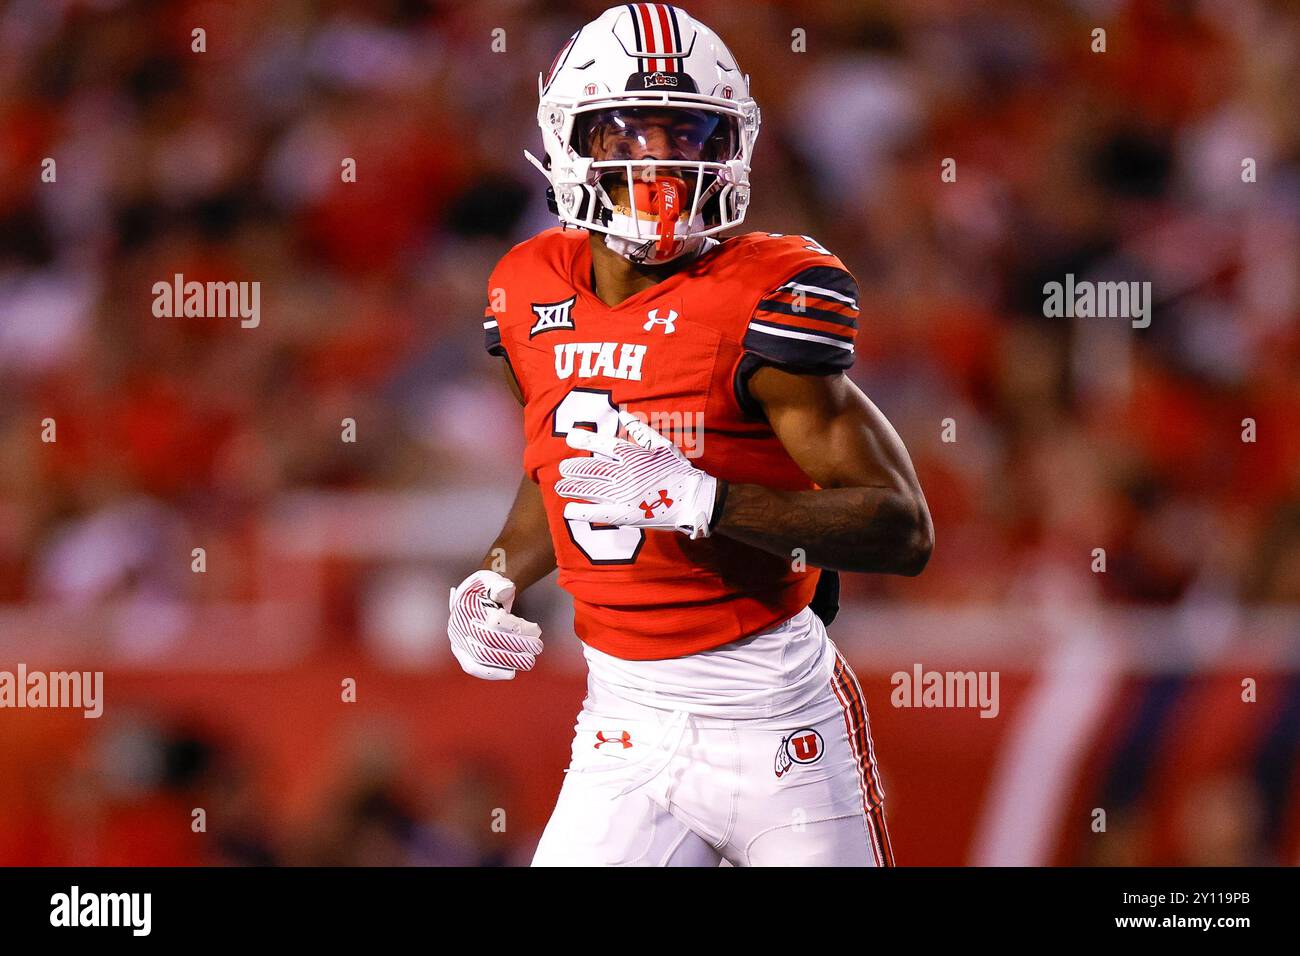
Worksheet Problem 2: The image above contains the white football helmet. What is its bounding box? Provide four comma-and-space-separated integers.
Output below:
525, 5, 761, 264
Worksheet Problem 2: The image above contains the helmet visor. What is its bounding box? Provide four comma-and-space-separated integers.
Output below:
574, 107, 739, 164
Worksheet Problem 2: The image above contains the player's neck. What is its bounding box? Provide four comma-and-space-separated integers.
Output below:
587, 233, 691, 308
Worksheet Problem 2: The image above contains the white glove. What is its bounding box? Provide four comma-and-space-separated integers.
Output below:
555, 413, 723, 540
447, 570, 543, 680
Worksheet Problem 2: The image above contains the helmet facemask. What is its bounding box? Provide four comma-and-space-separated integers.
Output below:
527, 95, 757, 265
572, 106, 737, 264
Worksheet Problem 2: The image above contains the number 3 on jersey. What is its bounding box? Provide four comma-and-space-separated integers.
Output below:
551, 389, 644, 564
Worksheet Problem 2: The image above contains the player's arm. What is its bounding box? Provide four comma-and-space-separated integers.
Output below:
477, 472, 557, 589
552, 375, 931, 576
482, 362, 557, 588
446, 362, 555, 681
712, 368, 933, 575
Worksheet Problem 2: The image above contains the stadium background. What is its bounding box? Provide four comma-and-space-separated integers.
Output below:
1, 0, 1298, 865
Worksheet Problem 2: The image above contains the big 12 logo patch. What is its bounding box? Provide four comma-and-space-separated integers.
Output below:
774, 728, 824, 778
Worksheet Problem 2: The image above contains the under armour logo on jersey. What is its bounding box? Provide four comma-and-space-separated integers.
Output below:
594, 730, 633, 750
638, 490, 674, 518
644, 308, 677, 333
530, 295, 577, 338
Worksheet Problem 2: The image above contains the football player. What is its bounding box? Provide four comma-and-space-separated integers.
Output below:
448, 4, 932, 866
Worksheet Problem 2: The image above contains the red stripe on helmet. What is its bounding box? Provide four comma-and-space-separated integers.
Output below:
636, 4, 659, 71
653, 4, 674, 72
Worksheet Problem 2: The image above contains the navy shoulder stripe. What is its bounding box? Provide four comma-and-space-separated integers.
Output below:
776, 266, 860, 310
483, 316, 505, 357
742, 322, 855, 373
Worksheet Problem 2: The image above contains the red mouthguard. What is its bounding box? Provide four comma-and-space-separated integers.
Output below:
631, 175, 687, 255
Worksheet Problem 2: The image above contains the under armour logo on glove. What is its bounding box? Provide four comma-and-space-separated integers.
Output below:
555, 412, 724, 540
639, 490, 674, 518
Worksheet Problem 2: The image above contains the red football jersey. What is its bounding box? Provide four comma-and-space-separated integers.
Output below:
483, 227, 860, 660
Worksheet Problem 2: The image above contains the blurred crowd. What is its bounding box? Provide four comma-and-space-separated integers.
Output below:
2, 707, 526, 865
1, 0, 1299, 865
2, 0, 1298, 624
